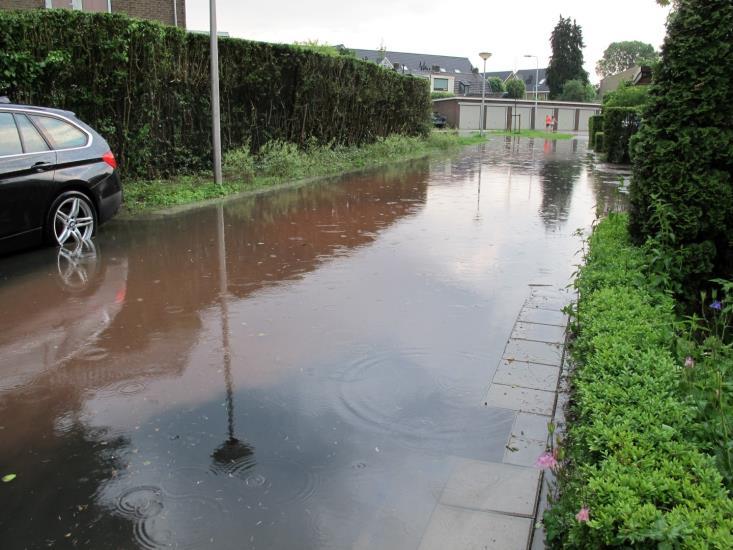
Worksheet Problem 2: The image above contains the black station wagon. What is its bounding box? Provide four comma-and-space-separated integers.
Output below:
0, 98, 122, 255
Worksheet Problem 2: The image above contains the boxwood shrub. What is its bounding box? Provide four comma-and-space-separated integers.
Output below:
544, 214, 733, 549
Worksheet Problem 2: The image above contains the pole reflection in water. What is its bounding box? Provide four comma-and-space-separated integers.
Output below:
211, 204, 255, 473
475, 146, 483, 222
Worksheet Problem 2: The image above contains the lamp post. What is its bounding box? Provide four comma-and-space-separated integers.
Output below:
524, 54, 539, 130
210, 0, 223, 185
479, 52, 492, 136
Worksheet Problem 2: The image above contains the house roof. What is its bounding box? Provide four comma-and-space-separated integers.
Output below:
482, 70, 513, 81
351, 48, 474, 75
514, 68, 549, 93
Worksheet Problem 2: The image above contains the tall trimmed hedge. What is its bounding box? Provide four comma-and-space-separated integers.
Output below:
603, 107, 641, 164
0, 10, 431, 177
629, 0, 733, 291
587, 114, 602, 150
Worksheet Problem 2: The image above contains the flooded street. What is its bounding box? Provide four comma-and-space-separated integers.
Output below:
0, 138, 622, 549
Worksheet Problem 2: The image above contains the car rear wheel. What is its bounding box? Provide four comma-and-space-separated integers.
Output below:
47, 191, 97, 247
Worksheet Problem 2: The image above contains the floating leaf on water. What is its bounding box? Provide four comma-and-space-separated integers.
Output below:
2, 473, 16, 483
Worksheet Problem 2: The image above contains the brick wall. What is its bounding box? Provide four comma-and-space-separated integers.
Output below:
0, 1, 186, 29
0, 0, 44, 9
113, 0, 185, 28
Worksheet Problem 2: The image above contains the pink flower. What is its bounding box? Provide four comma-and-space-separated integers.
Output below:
684, 356, 695, 368
534, 451, 558, 470
576, 506, 590, 522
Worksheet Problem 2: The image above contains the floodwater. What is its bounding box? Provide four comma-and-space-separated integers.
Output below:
0, 138, 624, 549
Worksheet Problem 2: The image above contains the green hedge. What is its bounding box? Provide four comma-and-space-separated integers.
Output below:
544, 214, 733, 549
602, 107, 641, 164
594, 131, 604, 153
0, 10, 430, 177
587, 114, 602, 150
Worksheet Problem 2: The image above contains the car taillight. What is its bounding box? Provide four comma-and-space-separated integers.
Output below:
102, 151, 117, 169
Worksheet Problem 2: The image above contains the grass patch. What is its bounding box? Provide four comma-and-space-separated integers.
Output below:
487, 129, 573, 140
544, 214, 733, 548
122, 131, 485, 213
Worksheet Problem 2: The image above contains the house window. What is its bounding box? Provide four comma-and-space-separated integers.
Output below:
45, 0, 110, 12
433, 78, 450, 91
433, 78, 450, 92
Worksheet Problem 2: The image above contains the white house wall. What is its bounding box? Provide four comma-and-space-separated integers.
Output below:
557, 109, 576, 131
512, 107, 533, 132
486, 106, 507, 130
577, 110, 594, 133
537, 107, 555, 128
460, 104, 482, 130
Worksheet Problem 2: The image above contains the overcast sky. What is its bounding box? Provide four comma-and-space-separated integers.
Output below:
185, 1, 671, 83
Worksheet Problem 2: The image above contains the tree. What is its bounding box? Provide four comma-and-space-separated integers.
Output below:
488, 76, 505, 93
546, 15, 588, 99
505, 78, 525, 99
629, 0, 733, 295
596, 41, 658, 77
559, 79, 596, 102
294, 40, 355, 58
602, 81, 650, 107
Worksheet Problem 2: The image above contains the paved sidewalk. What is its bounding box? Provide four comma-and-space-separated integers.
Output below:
418, 286, 572, 550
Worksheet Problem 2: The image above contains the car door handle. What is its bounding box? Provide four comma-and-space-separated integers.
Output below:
32, 161, 52, 172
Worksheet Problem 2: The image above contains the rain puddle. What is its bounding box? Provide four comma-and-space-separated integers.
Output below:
0, 137, 625, 549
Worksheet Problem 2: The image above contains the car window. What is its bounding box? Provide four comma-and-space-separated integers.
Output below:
31, 115, 88, 149
0, 112, 23, 156
15, 114, 50, 153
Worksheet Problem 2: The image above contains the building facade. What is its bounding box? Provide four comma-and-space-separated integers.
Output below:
352, 48, 489, 97
433, 96, 600, 132
0, 0, 185, 28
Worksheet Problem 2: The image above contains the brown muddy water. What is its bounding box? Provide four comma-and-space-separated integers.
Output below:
0, 138, 625, 549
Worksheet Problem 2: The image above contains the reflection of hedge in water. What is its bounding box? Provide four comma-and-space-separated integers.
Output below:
539, 154, 583, 230
0, 10, 431, 177
225, 159, 431, 224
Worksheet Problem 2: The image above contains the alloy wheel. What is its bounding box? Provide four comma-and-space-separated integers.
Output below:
53, 196, 95, 246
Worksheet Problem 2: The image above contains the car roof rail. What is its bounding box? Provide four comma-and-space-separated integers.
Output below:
0, 96, 10, 104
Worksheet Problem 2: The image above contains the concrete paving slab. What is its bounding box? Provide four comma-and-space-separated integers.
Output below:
518, 308, 568, 327
504, 339, 563, 367
512, 322, 567, 345
512, 412, 552, 442
486, 384, 555, 415
527, 289, 573, 312
493, 360, 560, 392
530, 469, 556, 550
439, 459, 540, 516
503, 436, 548, 467
418, 504, 533, 550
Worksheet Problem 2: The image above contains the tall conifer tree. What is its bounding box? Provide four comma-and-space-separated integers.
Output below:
546, 16, 588, 99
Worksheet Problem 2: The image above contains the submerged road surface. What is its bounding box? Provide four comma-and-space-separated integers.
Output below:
0, 137, 623, 549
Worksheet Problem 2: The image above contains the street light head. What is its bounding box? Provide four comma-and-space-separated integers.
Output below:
523, 54, 534, 58
479, 52, 492, 61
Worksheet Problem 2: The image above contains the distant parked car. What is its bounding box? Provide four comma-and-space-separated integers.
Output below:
432, 112, 447, 129
0, 97, 122, 255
